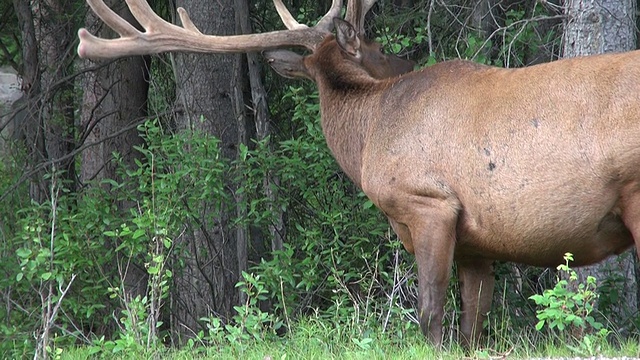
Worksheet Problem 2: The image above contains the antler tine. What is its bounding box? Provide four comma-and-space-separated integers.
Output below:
78, 0, 341, 60
273, 0, 342, 32
315, 0, 343, 32
273, 0, 308, 30
125, 0, 167, 30
345, 0, 377, 33
176, 8, 202, 34
85, 0, 139, 37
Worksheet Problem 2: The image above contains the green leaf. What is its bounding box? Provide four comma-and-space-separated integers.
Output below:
132, 228, 145, 239
363, 199, 374, 209
16, 248, 32, 258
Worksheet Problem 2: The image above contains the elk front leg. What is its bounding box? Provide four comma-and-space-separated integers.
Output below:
410, 205, 457, 347
457, 258, 494, 348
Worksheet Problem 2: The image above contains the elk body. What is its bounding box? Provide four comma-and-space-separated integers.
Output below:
78, 0, 640, 347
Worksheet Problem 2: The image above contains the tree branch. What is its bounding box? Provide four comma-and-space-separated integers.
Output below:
0, 109, 180, 202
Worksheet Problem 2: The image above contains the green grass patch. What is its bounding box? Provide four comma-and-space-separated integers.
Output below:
56, 316, 640, 360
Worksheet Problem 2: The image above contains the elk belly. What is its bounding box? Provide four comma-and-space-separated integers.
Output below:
454, 204, 634, 268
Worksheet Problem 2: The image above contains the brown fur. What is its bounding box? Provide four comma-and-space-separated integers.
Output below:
301, 30, 640, 347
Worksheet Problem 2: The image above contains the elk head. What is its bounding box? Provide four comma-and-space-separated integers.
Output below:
77, 0, 415, 82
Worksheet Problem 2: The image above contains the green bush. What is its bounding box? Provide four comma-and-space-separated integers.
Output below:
530, 253, 610, 356
236, 85, 415, 336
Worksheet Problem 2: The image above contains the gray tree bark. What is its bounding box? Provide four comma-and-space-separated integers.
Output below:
563, 0, 635, 56
12, 0, 84, 201
562, 0, 638, 332
79, 0, 150, 302
79, 0, 149, 184
31, 0, 76, 198
170, 0, 246, 338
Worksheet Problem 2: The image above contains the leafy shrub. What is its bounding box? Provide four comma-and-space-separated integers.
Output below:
530, 253, 609, 356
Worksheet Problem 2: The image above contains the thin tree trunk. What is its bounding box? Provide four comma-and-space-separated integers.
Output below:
231, 51, 248, 303
470, 0, 496, 61
15, 1, 77, 356
13, 0, 44, 202
31, 0, 76, 194
235, 0, 285, 253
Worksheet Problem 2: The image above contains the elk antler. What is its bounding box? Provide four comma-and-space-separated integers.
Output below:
345, 0, 377, 34
78, 0, 343, 59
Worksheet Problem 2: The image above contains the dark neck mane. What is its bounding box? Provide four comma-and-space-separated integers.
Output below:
308, 38, 390, 187
311, 37, 384, 95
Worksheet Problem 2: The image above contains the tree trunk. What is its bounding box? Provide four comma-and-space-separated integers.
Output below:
170, 0, 245, 338
235, 0, 285, 253
80, 0, 149, 184
79, 0, 150, 302
562, 0, 638, 331
12, 0, 43, 202
30, 0, 76, 198
563, 0, 635, 56
470, 0, 496, 61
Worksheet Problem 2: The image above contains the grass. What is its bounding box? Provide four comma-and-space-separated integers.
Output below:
23, 259, 640, 360
55, 316, 640, 360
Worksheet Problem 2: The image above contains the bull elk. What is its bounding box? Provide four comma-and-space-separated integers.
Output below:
78, 0, 640, 348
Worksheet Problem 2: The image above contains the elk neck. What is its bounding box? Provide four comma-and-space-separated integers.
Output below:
307, 37, 389, 188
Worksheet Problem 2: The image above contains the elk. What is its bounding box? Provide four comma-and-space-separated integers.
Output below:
78, 0, 640, 348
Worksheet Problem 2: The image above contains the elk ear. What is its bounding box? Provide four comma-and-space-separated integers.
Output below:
264, 50, 313, 80
333, 18, 361, 59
